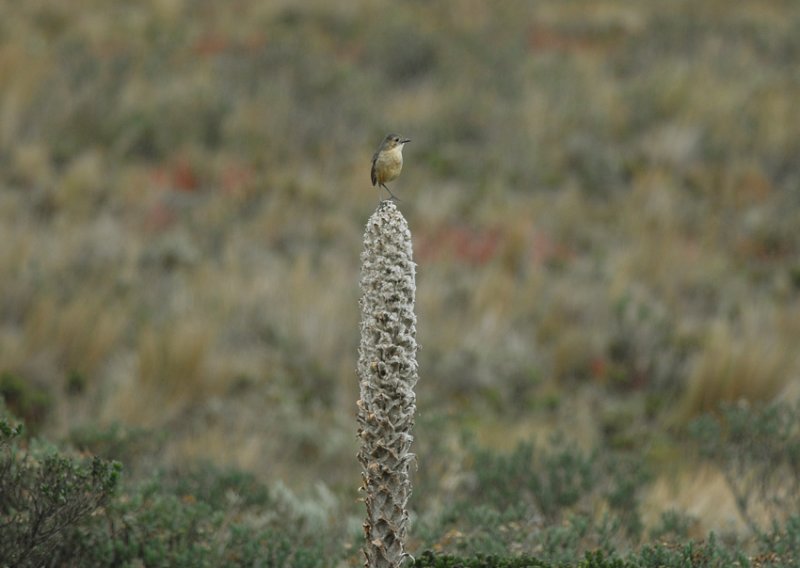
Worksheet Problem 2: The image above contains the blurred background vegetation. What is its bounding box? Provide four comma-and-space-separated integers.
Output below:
1, 0, 799, 565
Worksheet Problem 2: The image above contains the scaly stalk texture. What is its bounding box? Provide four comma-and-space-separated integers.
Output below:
357, 201, 419, 568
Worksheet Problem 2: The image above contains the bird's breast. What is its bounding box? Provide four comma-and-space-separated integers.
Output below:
375, 147, 404, 183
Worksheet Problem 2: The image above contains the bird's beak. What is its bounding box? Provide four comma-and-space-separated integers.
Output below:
401, 138, 411, 144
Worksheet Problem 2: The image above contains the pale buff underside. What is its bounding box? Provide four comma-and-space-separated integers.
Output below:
373, 147, 404, 185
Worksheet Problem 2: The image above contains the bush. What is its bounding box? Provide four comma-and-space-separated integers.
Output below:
412, 549, 552, 567
689, 401, 800, 533
0, 372, 51, 433
418, 436, 650, 564
54, 465, 330, 567
0, 407, 333, 567
0, 413, 121, 568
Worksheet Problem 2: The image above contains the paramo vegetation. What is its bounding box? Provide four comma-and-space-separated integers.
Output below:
1, 1, 799, 566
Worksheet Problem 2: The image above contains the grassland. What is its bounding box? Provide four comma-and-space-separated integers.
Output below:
1, 0, 799, 564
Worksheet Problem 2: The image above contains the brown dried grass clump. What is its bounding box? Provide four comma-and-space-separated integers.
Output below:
677, 319, 796, 422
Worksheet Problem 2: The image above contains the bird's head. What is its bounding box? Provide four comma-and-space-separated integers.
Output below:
384, 133, 411, 151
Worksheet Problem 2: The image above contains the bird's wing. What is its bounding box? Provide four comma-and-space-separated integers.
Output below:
370, 152, 378, 186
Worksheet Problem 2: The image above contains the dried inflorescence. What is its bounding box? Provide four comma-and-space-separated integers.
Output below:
357, 201, 419, 568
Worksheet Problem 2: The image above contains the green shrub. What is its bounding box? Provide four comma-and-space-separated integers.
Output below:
469, 438, 594, 521
689, 401, 800, 533
419, 437, 650, 564
62, 466, 331, 567
0, 372, 52, 433
412, 549, 552, 568
0, 413, 121, 568
1, 408, 333, 567
635, 533, 749, 568
411, 549, 633, 568
756, 514, 800, 566
68, 422, 162, 474
648, 510, 695, 542
164, 462, 272, 510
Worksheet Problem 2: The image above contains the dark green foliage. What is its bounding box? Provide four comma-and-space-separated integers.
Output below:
635, 533, 749, 568
580, 550, 628, 568
69, 422, 162, 471
689, 402, 800, 566
756, 515, 800, 566
7, 403, 800, 566
164, 462, 272, 510
604, 455, 649, 540
1, 408, 330, 567
649, 510, 695, 542
65, 370, 87, 395
0, 413, 120, 568
413, 538, 796, 568
47, 477, 327, 567
411, 549, 630, 568
409, 404, 800, 567
413, 544, 751, 568
0, 372, 51, 433
420, 437, 651, 564
790, 265, 800, 291
470, 438, 595, 521
74, 488, 223, 567
223, 525, 326, 568
412, 549, 552, 568
53, 466, 328, 567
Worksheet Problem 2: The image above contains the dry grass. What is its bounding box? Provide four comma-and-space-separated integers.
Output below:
24, 295, 126, 379
643, 465, 746, 538
678, 314, 798, 421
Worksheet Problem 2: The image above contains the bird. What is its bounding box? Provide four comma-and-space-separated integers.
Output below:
371, 133, 411, 201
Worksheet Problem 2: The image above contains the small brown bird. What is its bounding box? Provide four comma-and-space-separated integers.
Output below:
371, 133, 411, 201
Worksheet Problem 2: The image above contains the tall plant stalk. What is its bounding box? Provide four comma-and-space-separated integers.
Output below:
356, 201, 419, 568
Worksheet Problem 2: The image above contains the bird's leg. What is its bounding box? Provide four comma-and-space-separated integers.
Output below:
381, 183, 401, 202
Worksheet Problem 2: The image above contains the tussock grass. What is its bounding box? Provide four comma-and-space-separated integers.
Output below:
678, 317, 797, 421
